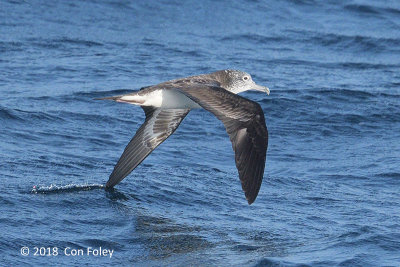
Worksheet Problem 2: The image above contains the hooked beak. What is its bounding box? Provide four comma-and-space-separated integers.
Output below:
252, 83, 270, 95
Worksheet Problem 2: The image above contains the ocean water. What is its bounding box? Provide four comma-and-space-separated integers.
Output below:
1, 0, 400, 266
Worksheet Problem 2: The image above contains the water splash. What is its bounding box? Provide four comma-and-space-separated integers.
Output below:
31, 183, 105, 194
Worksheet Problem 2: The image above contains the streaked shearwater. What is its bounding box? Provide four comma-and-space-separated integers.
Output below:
98, 70, 269, 204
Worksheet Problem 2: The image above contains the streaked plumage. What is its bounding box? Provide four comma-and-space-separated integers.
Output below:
97, 69, 270, 204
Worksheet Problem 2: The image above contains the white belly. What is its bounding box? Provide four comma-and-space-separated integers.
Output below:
160, 89, 201, 109
121, 89, 201, 109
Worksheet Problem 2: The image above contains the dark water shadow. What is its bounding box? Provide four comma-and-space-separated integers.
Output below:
103, 188, 214, 262
133, 213, 213, 261
104, 186, 130, 201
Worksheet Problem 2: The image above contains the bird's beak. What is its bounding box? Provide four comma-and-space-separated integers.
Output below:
252, 83, 270, 95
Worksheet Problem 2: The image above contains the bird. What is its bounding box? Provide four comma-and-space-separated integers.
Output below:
97, 69, 269, 204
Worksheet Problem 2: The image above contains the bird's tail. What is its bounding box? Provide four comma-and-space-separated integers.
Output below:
94, 96, 121, 101
94, 93, 145, 105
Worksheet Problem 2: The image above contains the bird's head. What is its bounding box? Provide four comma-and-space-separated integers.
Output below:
215, 69, 270, 95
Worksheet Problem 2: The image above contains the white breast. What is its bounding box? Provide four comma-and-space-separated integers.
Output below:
144, 89, 201, 109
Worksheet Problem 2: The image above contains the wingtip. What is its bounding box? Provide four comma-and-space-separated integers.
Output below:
245, 189, 259, 205
246, 196, 256, 205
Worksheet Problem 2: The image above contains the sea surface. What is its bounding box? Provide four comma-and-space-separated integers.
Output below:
1, 0, 400, 266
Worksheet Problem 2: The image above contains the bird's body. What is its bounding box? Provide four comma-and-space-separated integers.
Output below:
116, 88, 201, 109
98, 70, 270, 204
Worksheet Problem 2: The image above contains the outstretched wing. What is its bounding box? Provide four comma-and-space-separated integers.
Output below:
106, 107, 190, 188
175, 86, 268, 204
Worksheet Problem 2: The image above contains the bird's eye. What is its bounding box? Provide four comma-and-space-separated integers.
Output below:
243, 76, 249, 81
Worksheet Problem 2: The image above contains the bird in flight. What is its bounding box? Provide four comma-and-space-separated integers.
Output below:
98, 70, 269, 204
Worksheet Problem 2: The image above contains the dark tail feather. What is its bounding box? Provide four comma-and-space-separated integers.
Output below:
94, 96, 121, 101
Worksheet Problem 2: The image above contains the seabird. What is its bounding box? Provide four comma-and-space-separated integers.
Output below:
98, 70, 269, 204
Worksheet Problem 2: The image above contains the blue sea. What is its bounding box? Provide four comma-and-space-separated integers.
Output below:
1, 0, 400, 266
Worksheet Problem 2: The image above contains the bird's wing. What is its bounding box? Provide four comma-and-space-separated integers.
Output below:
106, 107, 190, 188
175, 85, 268, 204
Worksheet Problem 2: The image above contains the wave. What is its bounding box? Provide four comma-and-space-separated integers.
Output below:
263, 58, 398, 70
219, 28, 400, 56
1, 37, 104, 54
0, 105, 23, 121
0, 41, 24, 53
344, 4, 381, 15
307, 32, 400, 53
344, 3, 400, 16
254, 258, 313, 267
220, 33, 285, 44
26, 37, 103, 50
